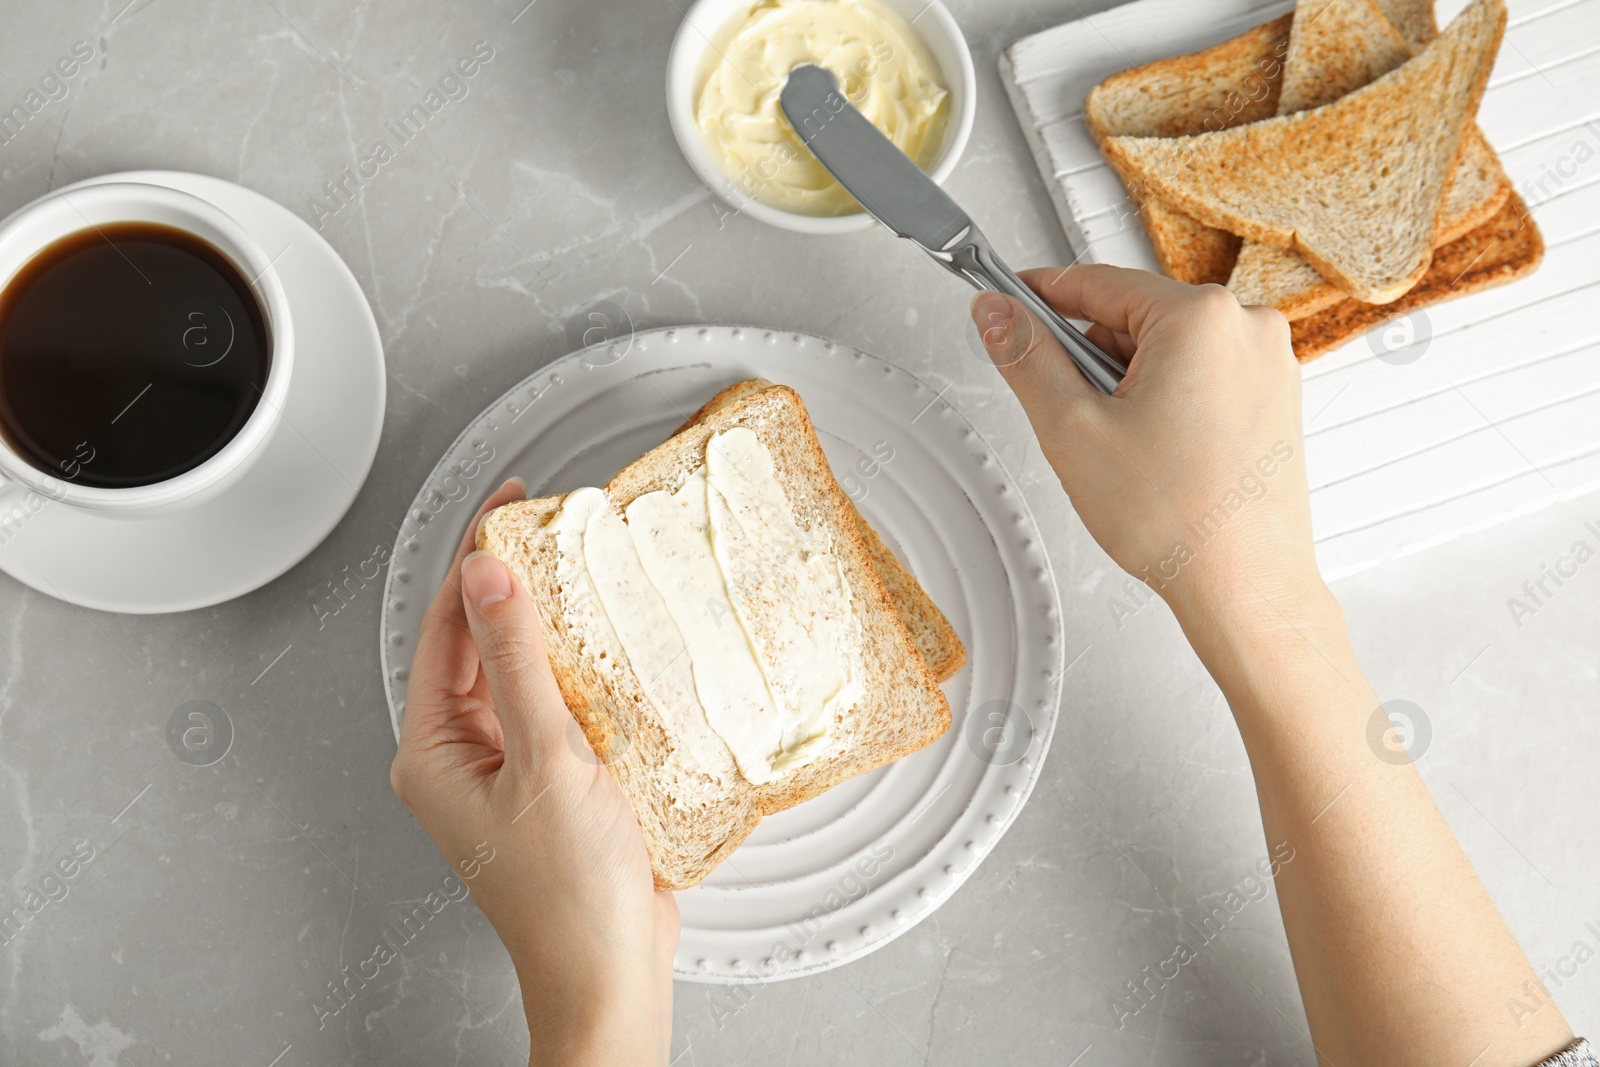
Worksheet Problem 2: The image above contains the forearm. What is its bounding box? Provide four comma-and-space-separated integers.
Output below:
506, 895, 675, 1067
1173, 574, 1573, 1067
517, 949, 672, 1067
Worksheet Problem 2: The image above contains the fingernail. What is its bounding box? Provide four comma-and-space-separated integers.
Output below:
462, 551, 513, 609
971, 292, 1014, 351
504, 476, 527, 494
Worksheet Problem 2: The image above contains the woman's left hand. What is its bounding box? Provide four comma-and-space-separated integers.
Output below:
390, 478, 677, 1067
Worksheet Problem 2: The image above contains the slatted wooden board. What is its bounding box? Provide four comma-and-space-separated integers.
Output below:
1001, 0, 1600, 579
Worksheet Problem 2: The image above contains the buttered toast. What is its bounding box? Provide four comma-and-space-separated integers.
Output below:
477, 382, 956, 889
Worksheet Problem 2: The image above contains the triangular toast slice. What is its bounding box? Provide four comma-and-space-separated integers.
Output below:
1279, 0, 1413, 112
1291, 191, 1542, 359
673, 378, 965, 682
1085, 3, 1510, 301
1102, 0, 1505, 303
1087, 0, 1538, 358
1374, 0, 1440, 52
477, 384, 952, 890
1084, 15, 1293, 285
1228, 0, 1510, 317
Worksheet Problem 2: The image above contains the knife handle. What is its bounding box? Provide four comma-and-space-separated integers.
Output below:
939, 228, 1126, 396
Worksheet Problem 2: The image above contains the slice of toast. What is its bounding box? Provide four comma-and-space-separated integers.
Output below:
1227, 0, 1511, 317
1086, 3, 1509, 303
1371, 0, 1511, 250
1084, 15, 1293, 285
1101, 0, 1506, 303
1375, 0, 1441, 51
1278, 0, 1414, 112
477, 384, 953, 890
673, 378, 966, 682
1290, 191, 1542, 360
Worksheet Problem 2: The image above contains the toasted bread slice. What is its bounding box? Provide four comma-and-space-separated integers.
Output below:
674, 378, 966, 682
477, 385, 952, 889
1375, 0, 1440, 50
1102, 0, 1506, 303
1228, 0, 1511, 317
1278, 0, 1413, 112
1087, 4, 1508, 303
1084, 15, 1292, 284
1290, 192, 1542, 360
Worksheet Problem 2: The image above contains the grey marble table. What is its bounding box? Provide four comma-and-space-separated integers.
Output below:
1, 1, 1595, 1064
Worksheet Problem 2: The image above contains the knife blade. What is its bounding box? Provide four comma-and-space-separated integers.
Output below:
779, 64, 1126, 395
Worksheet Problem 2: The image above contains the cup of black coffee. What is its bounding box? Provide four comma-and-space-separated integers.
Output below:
0, 182, 293, 518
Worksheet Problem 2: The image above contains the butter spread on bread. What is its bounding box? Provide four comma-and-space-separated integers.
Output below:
672, 377, 966, 684
552, 428, 863, 785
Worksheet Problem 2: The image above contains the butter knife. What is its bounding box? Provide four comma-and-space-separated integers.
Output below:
779, 64, 1126, 395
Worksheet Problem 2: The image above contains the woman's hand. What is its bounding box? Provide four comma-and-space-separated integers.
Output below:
974, 268, 1574, 1067
391, 479, 676, 1067
971, 267, 1317, 627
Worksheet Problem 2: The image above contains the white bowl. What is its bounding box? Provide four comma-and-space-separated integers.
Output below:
666, 0, 977, 235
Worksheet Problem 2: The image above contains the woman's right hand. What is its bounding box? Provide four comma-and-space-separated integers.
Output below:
970, 266, 1319, 624
979, 267, 1579, 1067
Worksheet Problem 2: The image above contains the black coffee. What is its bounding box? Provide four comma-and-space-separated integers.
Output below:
0, 222, 270, 489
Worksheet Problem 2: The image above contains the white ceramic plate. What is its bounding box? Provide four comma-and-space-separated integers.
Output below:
379, 326, 1064, 982
0, 170, 385, 614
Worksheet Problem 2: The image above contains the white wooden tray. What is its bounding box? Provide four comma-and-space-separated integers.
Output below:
1001, 0, 1600, 579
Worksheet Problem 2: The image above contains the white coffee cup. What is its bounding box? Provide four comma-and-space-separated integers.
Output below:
0, 181, 293, 520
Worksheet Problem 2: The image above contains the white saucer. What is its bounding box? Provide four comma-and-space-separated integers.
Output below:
380, 327, 1065, 983
0, 171, 385, 614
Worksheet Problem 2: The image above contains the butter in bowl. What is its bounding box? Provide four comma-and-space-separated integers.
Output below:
667, 0, 976, 234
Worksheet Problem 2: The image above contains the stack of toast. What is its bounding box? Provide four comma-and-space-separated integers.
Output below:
1085, 0, 1542, 361
478, 379, 964, 890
